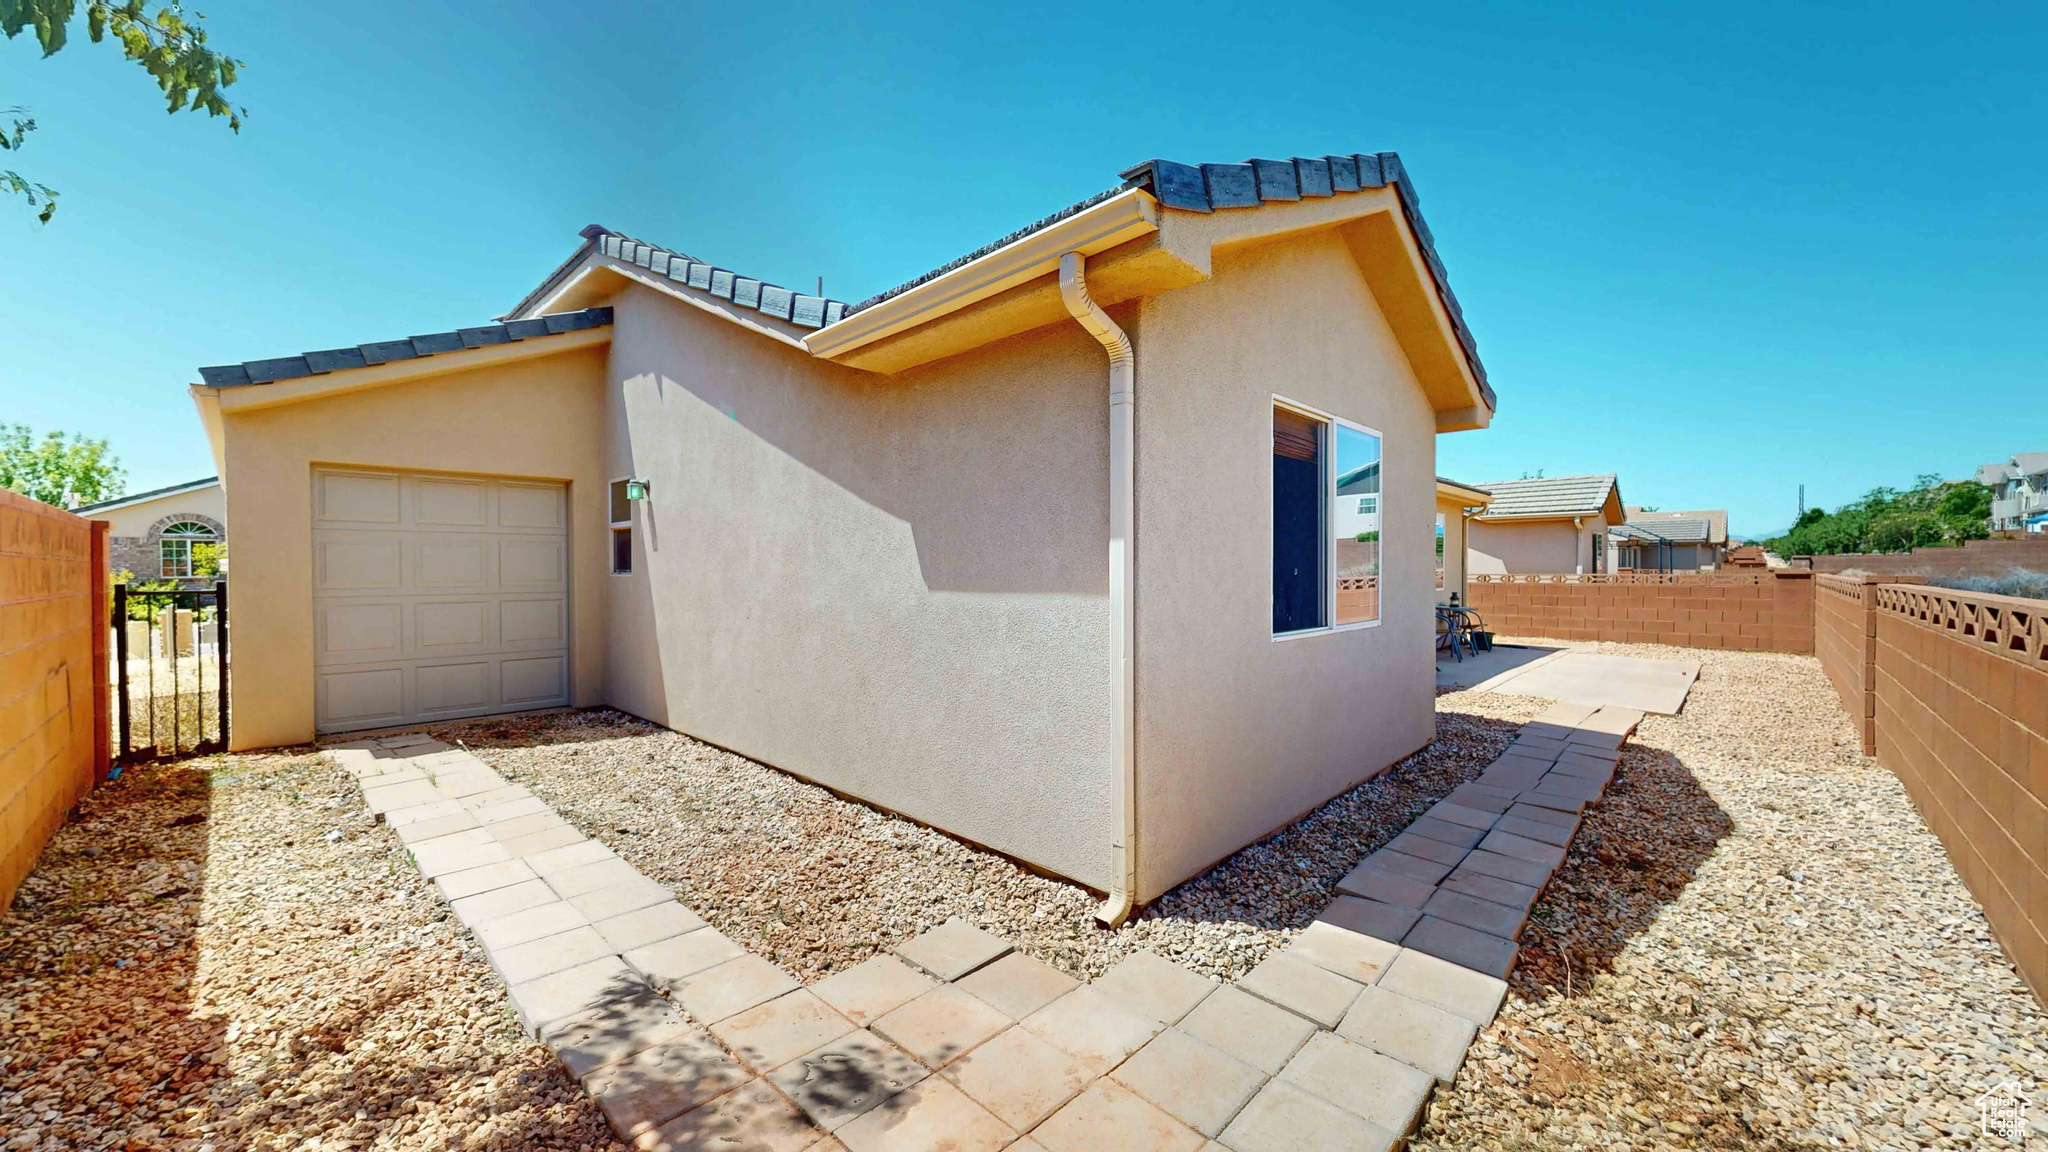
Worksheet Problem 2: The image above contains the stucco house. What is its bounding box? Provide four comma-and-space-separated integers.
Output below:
188, 150, 1498, 917
1434, 477, 1494, 603
1466, 474, 1622, 576
74, 476, 225, 585
1615, 506, 1729, 570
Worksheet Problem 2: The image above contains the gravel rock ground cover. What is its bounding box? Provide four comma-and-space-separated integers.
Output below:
446, 693, 1540, 984
1414, 639, 2048, 1152
0, 751, 622, 1152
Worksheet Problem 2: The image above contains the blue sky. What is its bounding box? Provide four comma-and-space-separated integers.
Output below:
3, 1, 2042, 537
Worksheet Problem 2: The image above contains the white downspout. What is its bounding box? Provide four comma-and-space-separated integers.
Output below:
1059, 251, 1137, 929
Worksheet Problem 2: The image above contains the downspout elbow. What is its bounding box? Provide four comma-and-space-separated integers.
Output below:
1060, 251, 1138, 930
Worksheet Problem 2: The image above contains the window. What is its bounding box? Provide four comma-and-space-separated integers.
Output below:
159, 521, 216, 578
1273, 401, 1383, 635
1435, 513, 1446, 591
610, 478, 633, 575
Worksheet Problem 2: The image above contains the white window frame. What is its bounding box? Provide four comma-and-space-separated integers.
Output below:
609, 477, 634, 576
1272, 395, 1384, 641
158, 521, 216, 579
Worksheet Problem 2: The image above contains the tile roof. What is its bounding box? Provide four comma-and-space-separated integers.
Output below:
73, 475, 218, 514
196, 308, 613, 388
1116, 151, 1492, 411
1473, 474, 1618, 519
1625, 506, 1728, 545
1616, 517, 1712, 544
565, 229, 852, 332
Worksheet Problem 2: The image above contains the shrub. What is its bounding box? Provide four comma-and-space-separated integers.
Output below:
1928, 568, 2048, 601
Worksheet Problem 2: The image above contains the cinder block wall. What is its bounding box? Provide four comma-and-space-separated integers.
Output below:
1815, 575, 1886, 753
1872, 584, 2048, 1005
1466, 572, 1816, 654
1800, 537, 2048, 577
1, 490, 107, 909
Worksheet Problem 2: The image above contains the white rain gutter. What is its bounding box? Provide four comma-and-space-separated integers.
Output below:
1059, 250, 1137, 929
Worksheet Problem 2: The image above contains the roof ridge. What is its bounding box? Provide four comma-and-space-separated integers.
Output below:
197, 307, 613, 388
73, 475, 218, 513
573, 229, 849, 331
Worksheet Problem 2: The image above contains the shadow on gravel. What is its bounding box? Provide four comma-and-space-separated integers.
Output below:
0, 757, 225, 1148
1512, 742, 1734, 1000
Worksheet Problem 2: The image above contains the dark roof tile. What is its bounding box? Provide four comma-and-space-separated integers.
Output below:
198, 308, 613, 388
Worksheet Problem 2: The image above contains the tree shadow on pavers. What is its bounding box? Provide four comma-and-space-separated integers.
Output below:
1511, 743, 1732, 999
0, 753, 224, 1149
1142, 705, 1530, 934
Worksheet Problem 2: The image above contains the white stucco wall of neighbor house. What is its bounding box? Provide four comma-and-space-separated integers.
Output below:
1132, 230, 1440, 902
601, 283, 1117, 891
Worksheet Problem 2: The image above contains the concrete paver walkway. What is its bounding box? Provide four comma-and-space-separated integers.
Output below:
329, 703, 1640, 1151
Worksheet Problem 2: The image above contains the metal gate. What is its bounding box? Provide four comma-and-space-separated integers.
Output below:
112, 580, 229, 762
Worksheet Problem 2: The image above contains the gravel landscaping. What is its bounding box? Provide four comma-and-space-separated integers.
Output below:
1414, 639, 2048, 1151
443, 695, 1541, 985
0, 750, 621, 1152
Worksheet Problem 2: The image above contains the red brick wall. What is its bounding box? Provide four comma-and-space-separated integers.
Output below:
1872, 583, 2048, 1005
1466, 571, 1815, 654
1, 490, 108, 910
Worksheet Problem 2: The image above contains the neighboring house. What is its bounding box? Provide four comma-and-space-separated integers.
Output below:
1466, 474, 1622, 575
186, 149, 1499, 911
1977, 453, 2048, 532
1618, 505, 1730, 570
73, 476, 225, 585
1434, 477, 1493, 604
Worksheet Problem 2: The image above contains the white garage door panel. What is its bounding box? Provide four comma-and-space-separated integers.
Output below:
312, 469, 571, 734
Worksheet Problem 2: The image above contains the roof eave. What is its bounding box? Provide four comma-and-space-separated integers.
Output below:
194, 324, 612, 415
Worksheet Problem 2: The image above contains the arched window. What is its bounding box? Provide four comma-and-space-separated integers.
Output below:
159, 521, 217, 578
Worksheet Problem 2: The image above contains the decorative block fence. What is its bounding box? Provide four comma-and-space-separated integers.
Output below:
0, 490, 110, 910
1815, 579, 2048, 1006
1466, 571, 1815, 654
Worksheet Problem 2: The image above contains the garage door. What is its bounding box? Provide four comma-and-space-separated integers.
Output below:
312, 468, 570, 734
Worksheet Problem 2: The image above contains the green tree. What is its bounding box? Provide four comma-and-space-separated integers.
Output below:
0, 423, 124, 505
2, 0, 245, 222
1767, 475, 1993, 556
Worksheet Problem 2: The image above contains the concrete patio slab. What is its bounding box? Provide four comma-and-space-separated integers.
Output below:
626, 928, 749, 989
1314, 895, 1419, 944
639, 1078, 825, 1152
1435, 642, 1567, 691
1374, 949, 1507, 1027
710, 989, 858, 1072
451, 877, 559, 927
492, 925, 617, 986
892, 918, 1013, 981
1468, 649, 1700, 714
1094, 950, 1217, 1025
954, 951, 1079, 1022
1022, 986, 1164, 1075
474, 900, 591, 952
506, 954, 650, 1036
1335, 986, 1477, 1087
541, 987, 695, 1078
810, 955, 940, 1027
873, 984, 1013, 1070
942, 1024, 1094, 1131
673, 954, 803, 1024
1111, 1028, 1265, 1138
581, 1031, 750, 1139
434, 858, 537, 901
767, 1028, 928, 1132
592, 901, 706, 954
566, 875, 673, 923
833, 1075, 1014, 1152
1032, 1078, 1205, 1152
1334, 863, 1435, 909
1284, 921, 1401, 986
1236, 954, 1363, 1030
1398, 916, 1517, 980
1174, 983, 1317, 1077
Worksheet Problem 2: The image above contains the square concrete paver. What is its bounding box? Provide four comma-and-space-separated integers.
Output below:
711, 989, 858, 1072
1334, 864, 1435, 909
1336, 985, 1478, 1085
674, 955, 803, 1024
544, 855, 645, 899
1285, 921, 1402, 985
526, 839, 618, 876
1504, 801, 1578, 829
1094, 950, 1217, 1025
811, 955, 939, 1027
1399, 916, 1518, 980
491, 925, 616, 986
768, 1028, 929, 1132
1403, 817, 1485, 851
408, 828, 513, 879
1453, 849, 1550, 889
363, 779, 442, 814
474, 900, 591, 952
639, 1077, 825, 1152
1373, 948, 1508, 1027
507, 955, 651, 1036
1277, 1031, 1433, 1135
626, 928, 748, 989
541, 987, 695, 1078
1357, 849, 1452, 886
1176, 984, 1316, 1075
567, 875, 673, 922
1219, 1079, 1397, 1152
435, 858, 538, 902
395, 812, 480, 845
1385, 831, 1466, 866
451, 877, 559, 927
593, 901, 706, 954
1235, 953, 1363, 1029
833, 1076, 1014, 1152
1438, 870, 1539, 914
481, 811, 572, 844
1021, 985, 1164, 1075
382, 798, 466, 827
891, 918, 1013, 981
471, 794, 552, 825
1425, 801, 1499, 830
873, 984, 1011, 1069
1315, 896, 1420, 945
941, 1024, 1093, 1131
953, 951, 1077, 1021
1031, 1079, 1206, 1152
1419, 888, 1526, 941
499, 823, 588, 858
1110, 1028, 1266, 1137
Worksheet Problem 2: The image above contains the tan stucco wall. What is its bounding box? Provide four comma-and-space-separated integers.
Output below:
1131, 230, 1439, 901
214, 347, 610, 750
94, 484, 224, 540
1436, 496, 1473, 604
601, 284, 1116, 889
1469, 516, 1610, 575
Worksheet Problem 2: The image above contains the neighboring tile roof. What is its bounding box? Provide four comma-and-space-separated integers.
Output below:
1474, 474, 1618, 519
1977, 462, 2021, 486
1625, 506, 1728, 545
2013, 452, 2048, 475
1615, 517, 1712, 544
1116, 151, 1493, 411
197, 308, 613, 388
74, 476, 218, 514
